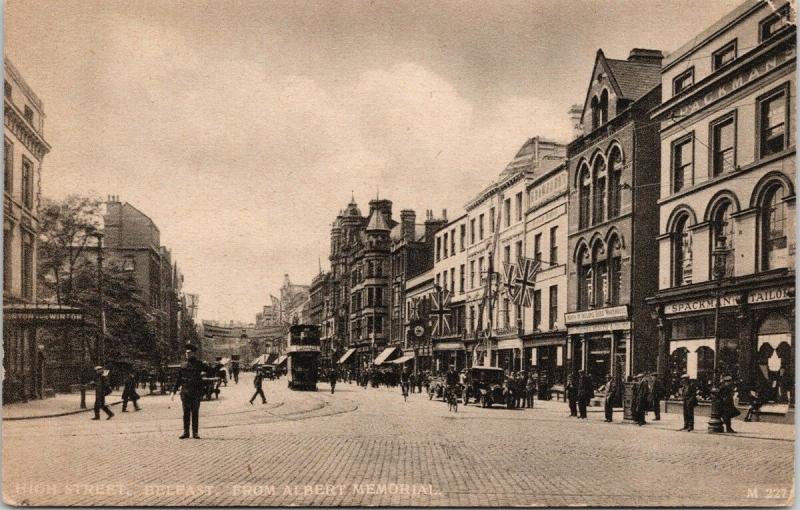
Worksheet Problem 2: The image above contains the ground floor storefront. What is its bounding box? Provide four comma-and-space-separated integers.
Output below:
432, 339, 466, 373
523, 332, 568, 390
565, 305, 631, 391
653, 274, 794, 414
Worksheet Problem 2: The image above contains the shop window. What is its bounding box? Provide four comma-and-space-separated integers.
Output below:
21, 157, 33, 209
578, 164, 591, 229
760, 183, 788, 270
548, 285, 558, 330
592, 157, 606, 225
577, 246, 591, 311
533, 290, 541, 330
757, 313, 793, 404
759, 85, 788, 158
710, 113, 736, 176
696, 346, 715, 399
671, 134, 694, 193
669, 348, 689, 398
710, 201, 736, 278
607, 147, 622, 218
672, 214, 693, 286
673, 68, 694, 95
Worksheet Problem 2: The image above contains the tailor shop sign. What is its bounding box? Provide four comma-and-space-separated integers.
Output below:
677, 43, 795, 118
748, 286, 793, 304
665, 295, 738, 315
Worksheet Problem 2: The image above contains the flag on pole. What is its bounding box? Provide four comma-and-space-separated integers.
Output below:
429, 287, 453, 337
503, 262, 519, 301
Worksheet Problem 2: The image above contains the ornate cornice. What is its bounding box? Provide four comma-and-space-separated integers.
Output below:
4, 100, 50, 160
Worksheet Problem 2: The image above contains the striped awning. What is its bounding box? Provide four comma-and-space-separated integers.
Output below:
338, 348, 357, 364
374, 347, 400, 365
275, 355, 288, 365
391, 353, 415, 364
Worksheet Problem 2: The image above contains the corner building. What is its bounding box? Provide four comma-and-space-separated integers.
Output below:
649, 0, 795, 411
566, 48, 663, 388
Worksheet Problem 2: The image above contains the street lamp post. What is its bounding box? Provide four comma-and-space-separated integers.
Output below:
707, 236, 729, 434
93, 232, 106, 366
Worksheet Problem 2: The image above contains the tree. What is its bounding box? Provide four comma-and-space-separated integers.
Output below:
37, 195, 103, 305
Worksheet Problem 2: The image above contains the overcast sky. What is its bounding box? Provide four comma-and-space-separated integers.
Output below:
5, 0, 742, 322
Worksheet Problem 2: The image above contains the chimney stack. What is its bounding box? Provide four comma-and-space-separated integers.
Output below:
628, 48, 664, 65
400, 209, 416, 242
442, 209, 447, 220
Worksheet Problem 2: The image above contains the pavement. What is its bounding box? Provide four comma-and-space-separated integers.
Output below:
2, 372, 794, 507
2, 387, 162, 420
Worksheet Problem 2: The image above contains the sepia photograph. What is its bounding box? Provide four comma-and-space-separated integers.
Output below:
1, 0, 796, 506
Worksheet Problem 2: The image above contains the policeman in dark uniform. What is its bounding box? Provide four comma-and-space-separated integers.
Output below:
173, 344, 205, 439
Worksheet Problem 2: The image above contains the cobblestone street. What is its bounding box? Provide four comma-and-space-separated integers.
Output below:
2, 373, 793, 507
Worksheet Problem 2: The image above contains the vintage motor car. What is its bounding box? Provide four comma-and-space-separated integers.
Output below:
427, 374, 464, 402
462, 367, 509, 408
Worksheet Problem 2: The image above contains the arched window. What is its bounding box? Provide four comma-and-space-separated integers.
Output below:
710, 201, 735, 278
592, 242, 607, 308
578, 165, 591, 229
608, 235, 622, 305
672, 214, 693, 286
593, 156, 607, 225
591, 96, 600, 130
577, 246, 591, 310
608, 147, 623, 218
599, 89, 609, 125
760, 184, 788, 270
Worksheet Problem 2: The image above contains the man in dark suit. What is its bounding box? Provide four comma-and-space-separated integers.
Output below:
679, 374, 698, 432
250, 368, 267, 404
173, 344, 205, 439
633, 373, 650, 425
576, 370, 594, 419
121, 372, 141, 412
92, 366, 114, 420
719, 375, 739, 433
603, 374, 617, 422
565, 373, 578, 417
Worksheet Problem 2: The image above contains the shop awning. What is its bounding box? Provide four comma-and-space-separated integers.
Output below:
265, 353, 278, 364
338, 348, 357, 364
275, 355, 288, 365
373, 346, 400, 365
391, 353, 415, 364
433, 341, 465, 351
250, 354, 268, 367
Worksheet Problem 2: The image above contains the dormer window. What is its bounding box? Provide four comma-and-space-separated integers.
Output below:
712, 40, 737, 71
673, 68, 694, 95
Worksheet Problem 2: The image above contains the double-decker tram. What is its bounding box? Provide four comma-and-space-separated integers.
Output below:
286, 324, 321, 391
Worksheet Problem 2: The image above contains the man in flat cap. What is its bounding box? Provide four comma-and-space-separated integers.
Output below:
173, 344, 205, 439
91, 366, 114, 420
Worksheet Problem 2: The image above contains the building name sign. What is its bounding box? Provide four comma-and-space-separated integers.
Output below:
665, 295, 738, 315
569, 320, 631, 335
748, 286, 793, 304
287, 345, 320, 353
528, 172, 567, 210
677, 44, 795, 118
564, 305, 628, 325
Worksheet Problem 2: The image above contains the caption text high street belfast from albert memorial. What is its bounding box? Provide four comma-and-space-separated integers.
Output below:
1, 0, 797, 507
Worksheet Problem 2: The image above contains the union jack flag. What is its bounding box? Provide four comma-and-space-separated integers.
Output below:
514, 256, 541, 307
503, 262, 519, 301
429, 287, 452, 337
409, 297, 422, 320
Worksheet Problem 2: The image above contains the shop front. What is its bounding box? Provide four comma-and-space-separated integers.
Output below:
492, 337, 523, 373
523, 332, 568, 391
566, 306, 630, 391
432, 339, 466, 373
657, 279, 794, 412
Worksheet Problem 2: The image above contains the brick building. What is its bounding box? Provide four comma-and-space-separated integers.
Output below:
565, 48, 663, 388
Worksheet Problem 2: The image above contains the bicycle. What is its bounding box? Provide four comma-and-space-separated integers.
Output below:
446, 386, 458, 413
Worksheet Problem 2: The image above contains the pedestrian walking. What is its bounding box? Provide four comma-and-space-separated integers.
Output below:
649, 372, 665, 421
566, 373, 578, 417
328, 367, 337, 394
576, 370, 594, 419
679, 374, 697, 432
250, 369, 267, 404
121, 372, 141, 412
173, 344, 205, 439
603, 374, 617, 422
400, 367, 411, 401
231, 360, 240, 384
91, 366, 114, 420
719, 375, 739, 433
